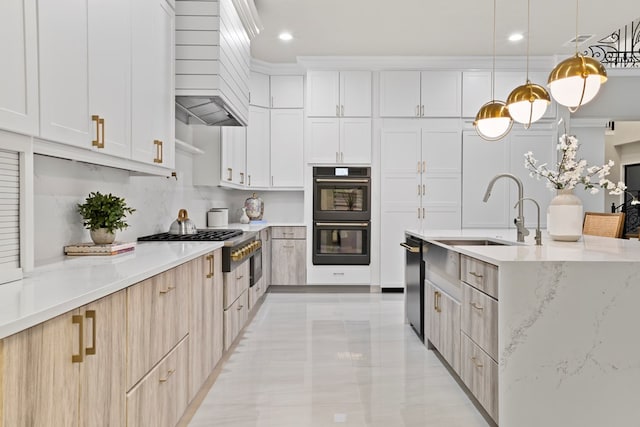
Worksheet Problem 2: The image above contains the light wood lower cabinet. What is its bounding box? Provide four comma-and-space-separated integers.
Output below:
224, 290, 249, 351
271, 226, 306, 286
461, 254, 499, 299
223, 260, 250, 308
261, 228, 271, 291
461, 332, 498, 423
188, 249, 224, 402
462, 282, 498, 361
126, 336, 189, 427
126, 266, 189, 389
426, 283, 461, 374
0, 290, 126, 427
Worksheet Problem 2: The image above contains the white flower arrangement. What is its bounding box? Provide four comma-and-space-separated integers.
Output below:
524, 134, 626, 195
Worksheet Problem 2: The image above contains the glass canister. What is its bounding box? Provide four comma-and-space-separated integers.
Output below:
244, 193, 264, 220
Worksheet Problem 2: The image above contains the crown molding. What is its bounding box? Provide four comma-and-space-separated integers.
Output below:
230, 0, 263, 40
250, 58, 306, 75
295, 55, 558, 71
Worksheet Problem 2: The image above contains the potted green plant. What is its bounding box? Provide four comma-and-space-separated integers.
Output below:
77, 191, 136, 244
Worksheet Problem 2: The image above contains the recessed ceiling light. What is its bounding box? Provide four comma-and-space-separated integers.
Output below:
509, 33, 524, 42
278, 32, 293, 41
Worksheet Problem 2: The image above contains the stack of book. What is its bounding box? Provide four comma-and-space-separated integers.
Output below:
64, 241, 136, 256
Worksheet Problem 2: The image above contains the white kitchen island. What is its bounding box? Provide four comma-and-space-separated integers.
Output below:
406, 228, 640, 427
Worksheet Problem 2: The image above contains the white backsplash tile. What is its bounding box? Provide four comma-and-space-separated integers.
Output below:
34, 151, 303, 265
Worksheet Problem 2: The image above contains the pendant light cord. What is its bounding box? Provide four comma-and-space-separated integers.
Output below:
525, 0, 530, 81
491, 0, 496, 101
575, 0, 579, 54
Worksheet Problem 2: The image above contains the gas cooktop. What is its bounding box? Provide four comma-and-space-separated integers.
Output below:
138, 229, 244, 242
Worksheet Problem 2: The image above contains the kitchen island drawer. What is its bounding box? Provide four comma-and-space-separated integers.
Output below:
461, 254, 498, 299
224, 289, 248, 350
462, 282, 498, 361
271, 226, 305, 239
461, 333, 498, 423
127, 267, 189, 389
126, 336, 189, 427
223, 260, 250, 309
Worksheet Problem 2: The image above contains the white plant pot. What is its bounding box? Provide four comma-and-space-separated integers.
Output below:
90, 228, 116, 245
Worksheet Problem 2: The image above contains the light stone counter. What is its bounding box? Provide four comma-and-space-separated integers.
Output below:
0, 241, 224, 339
407, 228, 640, 426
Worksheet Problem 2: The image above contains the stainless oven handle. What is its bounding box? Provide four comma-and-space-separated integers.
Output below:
315, 178, 370, 183
315, 222, 369, 227
400, 242, 420, 253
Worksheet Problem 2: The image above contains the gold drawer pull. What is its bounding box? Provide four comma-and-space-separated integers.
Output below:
206, 254, 214, 278
236, 274, 244, 280
72, 315, 84, 363
469, 271, 484, 279
159, 285, 175, 295
470, 302, 484, 311
159, 369, 175, 383
471, 356, 483, 369
85, 310, 96, 355
237, 304, 244, 311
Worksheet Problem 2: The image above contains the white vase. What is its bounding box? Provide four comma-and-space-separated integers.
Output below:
239, 207, 250, 224
90, 228, 116, 244
547, 188, 583, 241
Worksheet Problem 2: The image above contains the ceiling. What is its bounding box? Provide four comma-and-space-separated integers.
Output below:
250, 0, 639, 63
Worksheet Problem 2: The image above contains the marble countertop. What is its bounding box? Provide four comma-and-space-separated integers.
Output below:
0, 241, 224, 339
406, 228, 640, 265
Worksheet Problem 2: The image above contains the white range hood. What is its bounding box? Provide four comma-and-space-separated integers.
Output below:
175, 0, 262, 127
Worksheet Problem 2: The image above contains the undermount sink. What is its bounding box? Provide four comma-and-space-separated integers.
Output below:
432, 239, 514, 247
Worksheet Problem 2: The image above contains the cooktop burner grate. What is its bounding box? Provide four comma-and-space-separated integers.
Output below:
137, 229, 244, 242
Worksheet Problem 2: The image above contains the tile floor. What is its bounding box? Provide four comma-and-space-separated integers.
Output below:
189, 293, 489, 427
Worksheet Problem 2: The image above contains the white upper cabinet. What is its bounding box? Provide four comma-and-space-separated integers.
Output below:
249, 71, 270, 108
131, 0, 175, 168
271, 109, 303, 188
221, 127, 246, 187
380, 71, 461, 117
88, 0, 131, 159
462, 71, 492, 118
379, 71, 421, 117
246, 106, 270, 188
270, 75, 304, 108
38, 0, 91, 147
307, 117, 371, 164
0, 0, 39, 136
307, 71, 371, 117
421, 71, 462, 117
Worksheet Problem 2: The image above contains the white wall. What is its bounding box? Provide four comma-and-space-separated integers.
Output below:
33, 150, 303, 266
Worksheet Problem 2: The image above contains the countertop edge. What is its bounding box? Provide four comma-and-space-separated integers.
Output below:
0, 242, 224, 339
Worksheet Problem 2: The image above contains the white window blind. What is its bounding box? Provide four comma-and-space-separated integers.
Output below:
0, 149, 20, 283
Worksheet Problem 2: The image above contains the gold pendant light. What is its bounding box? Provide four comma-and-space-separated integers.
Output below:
547, 0, 607, 112
474, 0, 513, 141
506, 0, 550, 128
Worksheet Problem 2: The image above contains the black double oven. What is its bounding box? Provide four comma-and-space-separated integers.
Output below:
312, 167, 371, 265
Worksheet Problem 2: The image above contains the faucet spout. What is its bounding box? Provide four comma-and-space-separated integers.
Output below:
514, 197, 542, 245
483, 173, 529, 242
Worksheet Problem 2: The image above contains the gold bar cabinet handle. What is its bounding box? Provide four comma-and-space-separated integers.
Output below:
471, 356, 484, 368
159, 369, 175, 383
469, 271, 484, 279
99, 117, 105, 148
227, 168, 233, 181
85, 310, 96, 355
206, 254, 214, 278
159, 285, 175, 295
399, 242, 420, 253
470, 302, 484, 311
72, 315, 84, 363
92, 115, 100, 147
153, 140, 162, 163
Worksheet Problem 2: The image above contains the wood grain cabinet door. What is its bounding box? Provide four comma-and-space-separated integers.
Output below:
78, 290, 127, 427
1, 311, 81, 427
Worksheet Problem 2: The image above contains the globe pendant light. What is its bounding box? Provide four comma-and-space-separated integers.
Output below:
506, 0, 550, 128
474, 0, 513, 141
547, 0, 607, 112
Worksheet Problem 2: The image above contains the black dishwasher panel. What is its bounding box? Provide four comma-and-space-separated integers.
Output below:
404, 236, 424, 341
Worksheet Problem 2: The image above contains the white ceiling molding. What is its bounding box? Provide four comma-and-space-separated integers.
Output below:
251, 58, 306, 75
296, 55, 557, 71
230, 0, 263, 40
